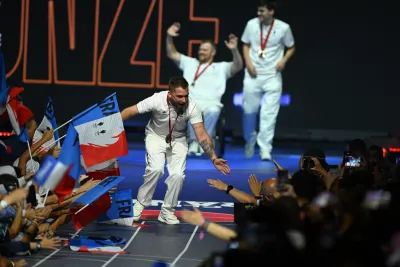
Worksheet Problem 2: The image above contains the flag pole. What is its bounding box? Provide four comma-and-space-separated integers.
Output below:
35, 134, 66, 154
54, 119, 72, 132
74, 204, 89, 215
26, 141, 36, 172
42, 190, 50, 206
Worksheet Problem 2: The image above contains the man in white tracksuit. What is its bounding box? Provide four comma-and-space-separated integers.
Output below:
241, 0, 295, 161
120, 77, 230, 224
166, 23, 243, 156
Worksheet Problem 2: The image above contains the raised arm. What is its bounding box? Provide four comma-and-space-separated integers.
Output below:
224, 34, 243, 76
166, 23, 182, 65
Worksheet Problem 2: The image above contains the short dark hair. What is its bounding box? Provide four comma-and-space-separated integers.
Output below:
201, 40, 216, 50
168, 77, 189, 92
259, 0, 277, 11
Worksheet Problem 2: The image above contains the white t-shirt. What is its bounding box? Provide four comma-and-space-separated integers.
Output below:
241, 18, 295, 75
179, 55, 232, 110
136, 91, 203, 142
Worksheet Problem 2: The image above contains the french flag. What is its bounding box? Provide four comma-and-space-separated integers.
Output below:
6, 87, 34, 142
53, 124, 80, 203
73, 93, 128, 169
0, 49, 7, 111
82, 158, 120, 181
68, 236, 127, 254
33, 155, 69, 190
0, 52, 33, 142
69, 176, 125, 230
44, 97, 60, 145
33, 97, 60, 153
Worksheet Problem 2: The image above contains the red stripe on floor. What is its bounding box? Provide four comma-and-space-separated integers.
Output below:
139, 210, 234, 222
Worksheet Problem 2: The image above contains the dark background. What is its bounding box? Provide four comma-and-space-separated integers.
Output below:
0, 0, 398, 141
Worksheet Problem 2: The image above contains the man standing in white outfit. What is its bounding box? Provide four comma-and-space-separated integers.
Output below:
241, 0, 295, 160
166, 23, 243, 156
121, 77, 230, 224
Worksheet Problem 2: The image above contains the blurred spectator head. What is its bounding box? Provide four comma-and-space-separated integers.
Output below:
291, 170, 326, 204
349, 138, 367, 157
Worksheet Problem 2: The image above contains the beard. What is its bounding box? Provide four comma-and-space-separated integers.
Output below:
198, 54, 211, 63
169, 97, 185, 110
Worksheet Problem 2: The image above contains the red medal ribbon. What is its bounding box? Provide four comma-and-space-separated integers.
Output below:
259, 19, 275, 53
192, 62, 213, 85
166, 96, 181, 145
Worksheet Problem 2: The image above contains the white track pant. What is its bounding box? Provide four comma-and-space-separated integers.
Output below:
136, 134, 188, 211
242, 71, 282, 153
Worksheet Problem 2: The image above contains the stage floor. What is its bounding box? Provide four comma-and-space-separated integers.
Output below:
19, 141, 343, 267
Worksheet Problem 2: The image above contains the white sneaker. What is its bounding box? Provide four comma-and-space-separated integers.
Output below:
133, 201, 145, 221
158, 209, 180, 225
260, 150, 272, 161
188, 141, 199, 156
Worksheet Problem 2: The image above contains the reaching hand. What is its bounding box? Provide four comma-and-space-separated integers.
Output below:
181, 208, 204, 226
207, 179, 228, 191
3, 188, 29, 207
224, 34, 238, 50
248, 174, 262, 196
40, 236, 62, 250
213, 158, 230, 175
26, 208, 45, 222
167, 22, 181, 37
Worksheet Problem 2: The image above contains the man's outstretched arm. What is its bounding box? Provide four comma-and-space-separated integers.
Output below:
120, 105, 139, 121
191, 122, 217, 160
191, 122, 230, 175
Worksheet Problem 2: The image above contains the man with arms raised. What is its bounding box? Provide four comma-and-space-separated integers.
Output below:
166, 23, 243, 156
121, 77, 230, 224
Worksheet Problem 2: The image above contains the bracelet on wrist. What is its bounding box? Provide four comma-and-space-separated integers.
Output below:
226, 185, 234, 194
200, 219, 210, 231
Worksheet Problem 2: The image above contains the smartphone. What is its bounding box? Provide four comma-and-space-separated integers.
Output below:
343, 151, 361, 168
302, 158, 315, 169
276, 169, 290, 192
